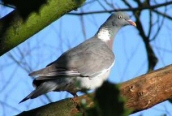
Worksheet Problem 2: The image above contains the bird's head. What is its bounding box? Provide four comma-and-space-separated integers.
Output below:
103, 12, 136, 29
97, 12, 136, 43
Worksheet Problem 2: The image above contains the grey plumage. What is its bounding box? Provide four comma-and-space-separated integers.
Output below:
30, 38, 114, 77
20, 12, 136, 103
19, 81, 57, 103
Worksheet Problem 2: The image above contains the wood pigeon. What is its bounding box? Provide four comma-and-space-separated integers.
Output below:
20, 12, 136, 103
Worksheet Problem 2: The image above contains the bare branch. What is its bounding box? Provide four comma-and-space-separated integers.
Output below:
68, 1, 172, 15
150, 8, 166, 41
153, 9, 172, 21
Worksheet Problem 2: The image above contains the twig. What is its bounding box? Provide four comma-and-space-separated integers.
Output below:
68, 1, 172, 15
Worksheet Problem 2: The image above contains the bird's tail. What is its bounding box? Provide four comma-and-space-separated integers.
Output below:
29, 67, 49, 77
19, 82, 57, 103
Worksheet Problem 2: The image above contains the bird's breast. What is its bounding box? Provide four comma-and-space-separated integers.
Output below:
76, 61, 115, 90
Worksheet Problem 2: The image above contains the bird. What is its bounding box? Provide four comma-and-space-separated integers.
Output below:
20, 12, 136, 103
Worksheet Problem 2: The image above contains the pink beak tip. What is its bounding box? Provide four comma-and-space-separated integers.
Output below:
127, 19, 137, 27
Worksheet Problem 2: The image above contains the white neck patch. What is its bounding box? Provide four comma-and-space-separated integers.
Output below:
97, 28, 111, 42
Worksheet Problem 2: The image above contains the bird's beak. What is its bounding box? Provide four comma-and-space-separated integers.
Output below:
127, 19, 136, 27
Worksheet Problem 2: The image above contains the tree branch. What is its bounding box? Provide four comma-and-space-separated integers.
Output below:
17, 64, 172, 116
68, 1, 172, 15
153, 9, 172, 21
0, 0, 85, 56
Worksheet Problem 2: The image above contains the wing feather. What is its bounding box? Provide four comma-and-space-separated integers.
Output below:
29, 38, 114, 78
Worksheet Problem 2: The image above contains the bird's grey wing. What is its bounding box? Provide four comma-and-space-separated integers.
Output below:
29, 38, 115, 78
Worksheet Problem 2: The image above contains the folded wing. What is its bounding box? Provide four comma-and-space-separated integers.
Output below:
29, 38, 115, 79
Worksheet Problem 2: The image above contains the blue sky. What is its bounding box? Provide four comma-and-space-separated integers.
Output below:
0, 0, 172, 116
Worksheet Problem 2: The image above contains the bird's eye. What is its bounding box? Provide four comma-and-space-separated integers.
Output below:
118, 15, 122, 19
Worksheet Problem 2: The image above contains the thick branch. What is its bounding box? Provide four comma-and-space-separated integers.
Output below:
121, 65, 172, 111
17, 64, 172, 116
0, 0, 85, 56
